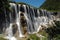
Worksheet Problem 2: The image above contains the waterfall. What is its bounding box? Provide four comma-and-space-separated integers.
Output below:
6, 23, 13, 40
16, 4, 24, 37
4, 3, 17, 40
24, 5, 33, 33
1, 2, 59, 40
23, 5, 29, 33
35, 9, 42, 32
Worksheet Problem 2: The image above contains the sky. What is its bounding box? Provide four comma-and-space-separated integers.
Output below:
14, 0, 45, 8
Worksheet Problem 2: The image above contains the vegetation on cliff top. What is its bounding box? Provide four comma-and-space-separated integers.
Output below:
40, 0, 60, 12
0, 0, 10, 13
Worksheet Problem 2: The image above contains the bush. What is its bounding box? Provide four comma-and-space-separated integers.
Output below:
29, 34, 40, 40
45, 20, 60, 40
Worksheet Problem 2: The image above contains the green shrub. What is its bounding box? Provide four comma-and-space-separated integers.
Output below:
40, 0, 60, 12
29, 34, 40, 40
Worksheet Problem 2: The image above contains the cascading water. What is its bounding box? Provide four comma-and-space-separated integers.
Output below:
23, 5, 53, 34
4, 3, 17, 40
6, 23, 16, 40
16, 4, 24, 37
24, 5, 34, 33
1, 2, 59, 40
23, 5, 29, 33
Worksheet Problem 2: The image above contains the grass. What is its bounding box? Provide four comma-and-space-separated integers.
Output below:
38, 30, 48, 40
38, 30, 48, 37
0, 37, 7, 40
28, 34, 40, 40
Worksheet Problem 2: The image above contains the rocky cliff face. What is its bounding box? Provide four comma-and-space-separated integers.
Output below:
0, 2, 60, 40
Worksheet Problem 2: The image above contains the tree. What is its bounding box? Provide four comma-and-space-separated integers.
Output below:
40, 0, 60, 11
0, 0, 10, 33
0, 0, 10, 13
45, 20, 60, 40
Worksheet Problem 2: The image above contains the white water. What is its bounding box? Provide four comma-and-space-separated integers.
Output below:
16, 11, 24, 37
23, 6, 52, 34
3, 3, 58, 40
5, 3, 17, 40
16, 4, 24, 37
6, 23, 17, 40
24, 5, 33, 33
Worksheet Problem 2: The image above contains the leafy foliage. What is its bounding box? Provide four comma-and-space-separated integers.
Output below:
53, 35, 60, 40
0, 0, 10, 33
40, 0, 60, 11
45, 20, 60, 40
0, 0, 10, 13
28, 34, 40, 40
